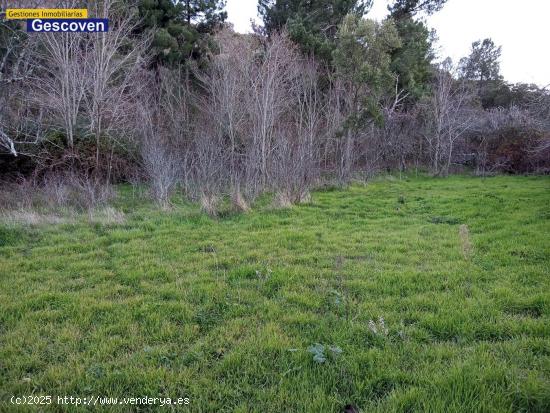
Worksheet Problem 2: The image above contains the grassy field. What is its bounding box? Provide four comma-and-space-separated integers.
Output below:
0, 175, 549, 412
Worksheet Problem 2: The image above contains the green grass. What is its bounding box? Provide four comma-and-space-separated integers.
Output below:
0, 175, 549, 412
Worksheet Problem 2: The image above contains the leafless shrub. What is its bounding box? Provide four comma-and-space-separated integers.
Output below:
421, 60, 475, 176
0, 3, 43, 157
1, 210, 70, 226
83, 0, 150, 174
32, 19, 87, 149
247, 33, 299, 190
362, 78, 422, 175
135, 70, 183, 209
141, 137, 181, 209
272, 191, 293, 209
4, 15, 548, 215
88, 206, 126, 225
273, 55, 323, 203
180, 31, 327, 212
197, 29, 255, 196
199, 193, 220, 217
189, 121, 227, 203
0, 171, 115, 212
527, 86, 550, 133
298, 191, 312, 204
70, 172, 116, 210
41, 173, 71, 208
467, 105, 549, 174
0, 177, 36, 209
231, 189, 250, 213
1, 0, 149, 179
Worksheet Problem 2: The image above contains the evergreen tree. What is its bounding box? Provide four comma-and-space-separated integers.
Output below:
180, 0, 227, 29
389, 0, 448, 19
459, 38, 502, 84
332, 15, 401, 125
459, 38, 503, 108
138, 0, 226, 66
385, 0, 450, 103
390, 16, 434, 102
258, 0, 371, 61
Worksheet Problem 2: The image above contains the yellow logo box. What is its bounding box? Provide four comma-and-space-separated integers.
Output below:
5, 9, 88, 19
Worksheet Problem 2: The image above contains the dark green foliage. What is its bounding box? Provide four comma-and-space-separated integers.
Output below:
390, 16, 434, 101
478, 80, 513, 108
459, 38, 502, 84
459, 38, 503, 108
138, 0, 226, 66
478, 82, 546, 110
386, 0, 446, 104
180, 0, 227, 28
389, 0, 448, 18
332, 16, 401, 123
258, 0, 371, 60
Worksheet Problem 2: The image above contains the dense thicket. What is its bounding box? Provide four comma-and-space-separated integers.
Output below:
0, 0, 548, 211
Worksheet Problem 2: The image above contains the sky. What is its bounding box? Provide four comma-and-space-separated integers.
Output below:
225, 0, 550, 87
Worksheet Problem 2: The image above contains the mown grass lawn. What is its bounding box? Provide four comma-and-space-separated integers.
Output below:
0, 175, 549, 412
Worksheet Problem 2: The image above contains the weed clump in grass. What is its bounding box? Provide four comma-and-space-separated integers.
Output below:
298, 191, 312, 204
1, 210, 70, 226
273, 191, 293, 209
200, 193, 220, 217
368, 317, 389, 337
0, 173, 118, 226
307, 343, 343, 364
88, 207, 126, 225
231, 190, 250, 213
272, 190, 311, 209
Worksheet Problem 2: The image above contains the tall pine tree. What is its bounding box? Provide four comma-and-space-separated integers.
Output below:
389, 0, 448, 19
258, 0, 371, 61
390, 16, 434, 102
138, 0, 226, 66
387, 0, 448, 102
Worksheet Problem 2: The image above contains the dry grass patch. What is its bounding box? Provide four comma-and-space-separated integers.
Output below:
200, 193, 220, 217
459, 224, 473, 260
88, 207, 126, 225
272, 191, 293, 208
0, 210, 72, 226
231, 190, 250, 213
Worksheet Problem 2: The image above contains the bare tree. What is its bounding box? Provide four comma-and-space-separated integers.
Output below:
273, 55, 323, 202
246, 33, 299, 191
422, 60, 475, 176
196, 29, 255, 202
359, 77, 415, 176
83, 0, 149, 175
0, 13, 41, 156
136, 71, 182, 209
32, 12, 87, 149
